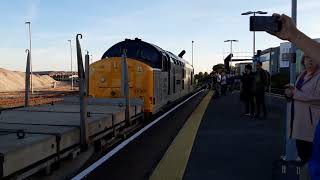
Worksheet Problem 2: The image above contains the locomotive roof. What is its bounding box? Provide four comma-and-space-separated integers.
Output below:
102, 38, 192, 69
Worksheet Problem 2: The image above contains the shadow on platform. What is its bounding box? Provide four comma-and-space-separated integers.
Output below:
183, 92, 286, 180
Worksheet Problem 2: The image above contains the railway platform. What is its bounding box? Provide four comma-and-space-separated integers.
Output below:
150, 91, 286, 180
75, 90, 286, 180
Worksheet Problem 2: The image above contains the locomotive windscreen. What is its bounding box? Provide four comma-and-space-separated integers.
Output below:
102, 39, 163, 69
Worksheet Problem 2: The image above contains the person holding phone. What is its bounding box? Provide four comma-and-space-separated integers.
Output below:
284, 55, 320, 164
269, 13, 320, 179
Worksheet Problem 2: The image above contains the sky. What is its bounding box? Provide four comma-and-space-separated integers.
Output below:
0, 0, 320, 74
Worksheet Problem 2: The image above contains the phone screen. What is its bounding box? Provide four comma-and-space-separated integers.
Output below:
250, 16, 281, 32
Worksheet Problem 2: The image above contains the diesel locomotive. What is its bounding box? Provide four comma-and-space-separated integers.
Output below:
89, 38, 194, 117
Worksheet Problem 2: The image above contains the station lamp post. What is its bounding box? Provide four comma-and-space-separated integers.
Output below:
241, 11, 267, 71
224, 40, 238, 65
286, 0, 298, 162
192, 40, 194, 66
25, 21, 33, 94
224, 39, 238, 55
68, 40, 74, 90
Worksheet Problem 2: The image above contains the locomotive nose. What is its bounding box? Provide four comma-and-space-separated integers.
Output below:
89, 57, 122, 98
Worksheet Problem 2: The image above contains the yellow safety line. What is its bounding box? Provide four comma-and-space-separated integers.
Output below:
149, 91, 213, 180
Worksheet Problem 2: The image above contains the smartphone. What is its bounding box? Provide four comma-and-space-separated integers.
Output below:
250, 16, 281, 32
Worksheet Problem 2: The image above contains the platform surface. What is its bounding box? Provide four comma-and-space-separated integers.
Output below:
150, 92, 286, 180
74, 91, 286, 180
183, 93, 285, 180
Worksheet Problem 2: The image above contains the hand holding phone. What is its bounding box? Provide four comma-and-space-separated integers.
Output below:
268, 13, 299, 42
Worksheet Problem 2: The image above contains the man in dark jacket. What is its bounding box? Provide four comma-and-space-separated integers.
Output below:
241, 64, 255, 116
254, 62, 269, 119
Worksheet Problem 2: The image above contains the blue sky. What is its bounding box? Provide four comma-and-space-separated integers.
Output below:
0, 0, 320, 73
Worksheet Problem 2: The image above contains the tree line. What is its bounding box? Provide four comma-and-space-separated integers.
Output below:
194, 63, 225, 83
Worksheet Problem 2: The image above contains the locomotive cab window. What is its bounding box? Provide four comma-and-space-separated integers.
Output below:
162, 55, 169, 71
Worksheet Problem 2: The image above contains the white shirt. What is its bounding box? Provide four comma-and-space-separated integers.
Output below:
217, 74, 221, 83
221, 75, 227, 85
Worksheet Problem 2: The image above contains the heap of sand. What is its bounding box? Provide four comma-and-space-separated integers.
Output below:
0, 68, 56, 92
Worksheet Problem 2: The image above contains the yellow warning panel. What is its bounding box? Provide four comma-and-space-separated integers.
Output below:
149, 91, 213, 180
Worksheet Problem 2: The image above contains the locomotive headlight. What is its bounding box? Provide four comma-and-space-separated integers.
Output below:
100, 77, 106, 83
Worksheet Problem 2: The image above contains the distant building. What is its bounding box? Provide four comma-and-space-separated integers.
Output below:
258, 38, 320, 76
259, 47, 280, 75
33, 71, 78, 81
279, 42, 291, 73
279, 38, 320, 74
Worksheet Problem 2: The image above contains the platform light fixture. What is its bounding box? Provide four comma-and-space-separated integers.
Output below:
68, 40, 73, 90
241, 11, 267, 71
192, 40, 194, 66
224, 39, 238, 55
25, 21, 33, 94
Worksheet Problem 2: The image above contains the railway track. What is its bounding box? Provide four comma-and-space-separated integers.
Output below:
72, 88, 206, 180
0, 90, 77, 109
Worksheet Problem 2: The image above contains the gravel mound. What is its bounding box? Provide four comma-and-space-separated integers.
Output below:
0, 68, 56, 92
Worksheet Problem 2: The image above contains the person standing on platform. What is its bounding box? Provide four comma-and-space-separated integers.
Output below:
268, 13, 320, 179
216, 72, 222, 97
254, 62, 268, 119
229, 71, 235, 92
212, 71, 217, 90
221, 71, 227, 96
284, 55, 320, 165
241, 64, 255, 116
